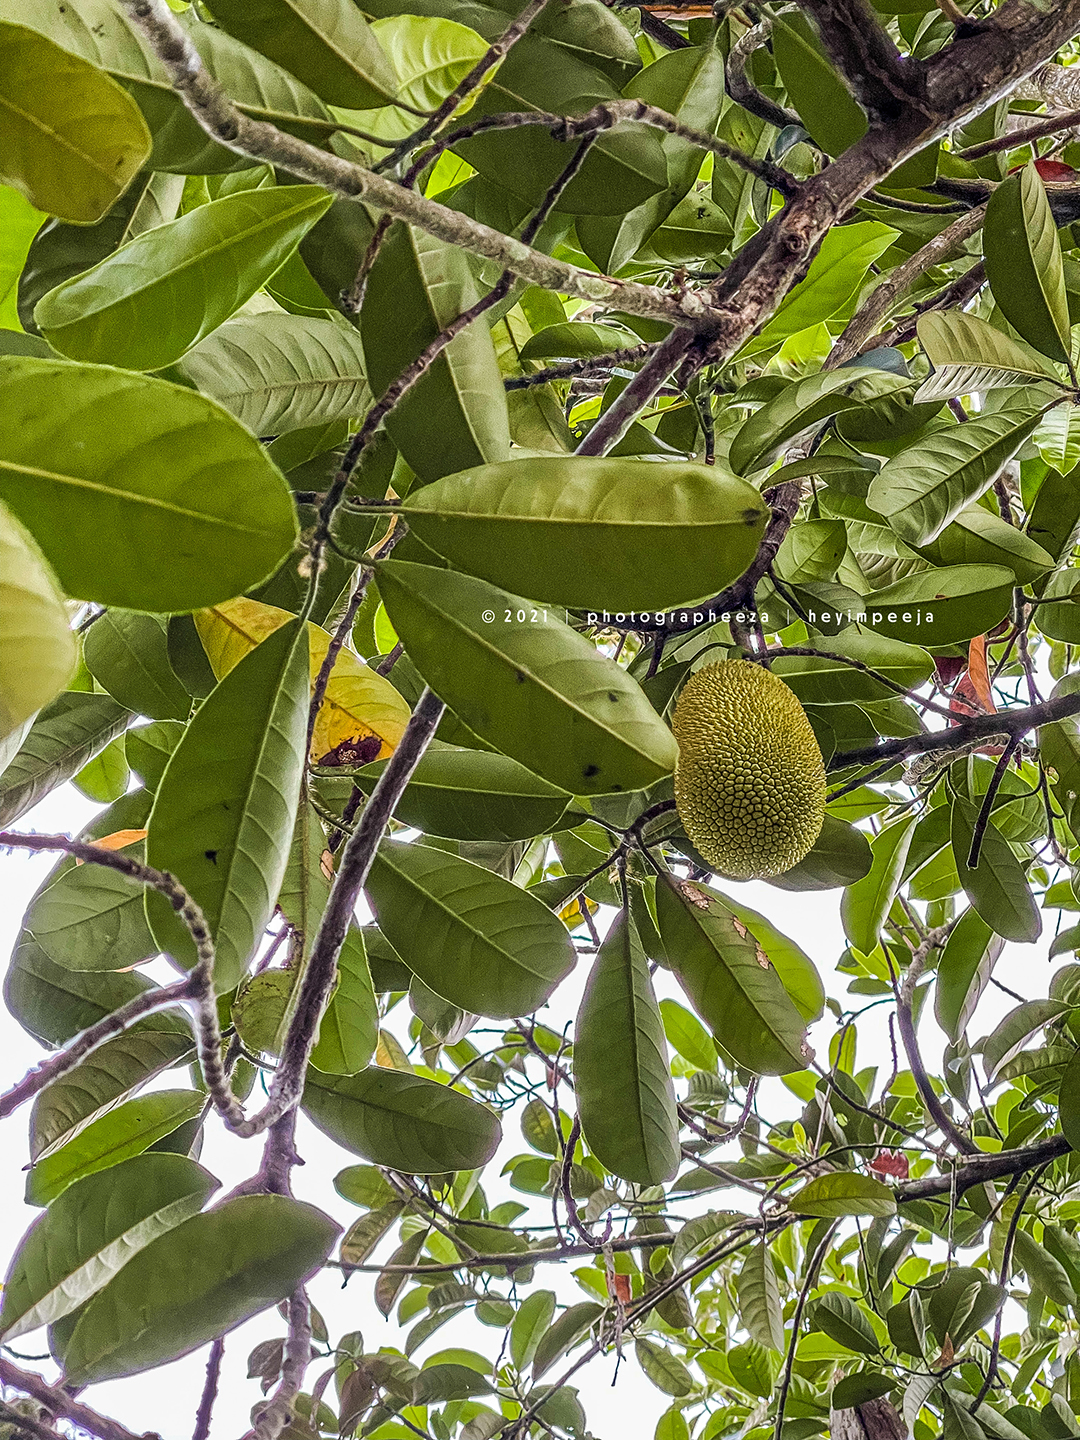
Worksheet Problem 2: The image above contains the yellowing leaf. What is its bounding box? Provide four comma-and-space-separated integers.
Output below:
194, 598, 410, 761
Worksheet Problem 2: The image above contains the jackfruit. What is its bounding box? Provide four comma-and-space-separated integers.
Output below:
672, 660, 826, 880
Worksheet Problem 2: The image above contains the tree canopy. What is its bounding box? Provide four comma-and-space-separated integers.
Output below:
6, 2, 1080, 1440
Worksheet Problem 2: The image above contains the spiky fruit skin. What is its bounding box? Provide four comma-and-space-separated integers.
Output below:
672, 660, 826, 880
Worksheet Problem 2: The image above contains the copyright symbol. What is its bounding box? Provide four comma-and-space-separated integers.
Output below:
481, 610, 495, 624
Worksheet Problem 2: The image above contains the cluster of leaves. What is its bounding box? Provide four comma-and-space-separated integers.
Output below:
9, 2, 1080, 1440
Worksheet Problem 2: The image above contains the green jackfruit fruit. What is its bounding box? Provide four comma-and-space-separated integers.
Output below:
672, 660, 826, 880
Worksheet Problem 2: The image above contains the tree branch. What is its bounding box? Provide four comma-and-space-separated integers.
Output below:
797, 0, 924, 119
232, 688, 446, 1138
0, 1358, 153, 1440
250, 1289, 311, 1440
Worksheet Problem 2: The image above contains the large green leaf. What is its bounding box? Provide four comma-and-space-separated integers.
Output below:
26, 1090, 205, 1206
175, 313, 372, 437
0, 1154, 217, 1340
728, 369, 911, 476
744, 222, 898, 356
866, 398, 1047, 545
0, 184, 43, 329
771, 11, 865, 157
347, 746, 572, 841
400, 456, 768, 610
207, 0, 397, 108
951, 796, 1041, 945
61, 1195, 339, 1385
0, 359, 298, 611
365, 839, 575, 1019
860, 564, 1015, 646
0, 22, 150, 224
574, 910, 679, 1185
3, 935, 162, 1048
84, 612, 191, 722
23, 835, 157, 974
30, 1023, 193, 1160
789, 1173, 895, 1218
375, 560, 678, 795
705, 892, 824, 1022
736, 1242, 784, 1352
302, 1066, 501, 1172
370, 14, 487, 113
917, 500, 1054, 585
360, 222, 510, 484
5, 0, 336, 174
934, 906, 1003, 1042
772, 628, 935, 706
984, 165, 1071, 365
0, 692, 129, 828
146, 621, 309, 992
36, 186, 333, 371
654, 875, 811, 1075
309, 927, 379, 1076
0, 500, 75, 746
914, 311, 1063, 404
981, 998, 1067, 1083
841, 816, 915, 956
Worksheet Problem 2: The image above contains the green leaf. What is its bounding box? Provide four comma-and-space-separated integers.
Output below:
916, 501, 1054, 585
174, 313, 371, 437
0, 185, 43, 329
375, 559, 678, 795
365, 839, 575, 1019
532, 1302, 603, 1380
654, 874, 812, 1075
84, 612, 190, 722
26, 1090, 205, 1206
146, 621, 309, 993
0, 1154, 217, 1340
340, 1203, 404, 1265
0, 22, 150, 223
0, 500, 75, 746
1057, 1048, 1080, 1150
860, 564, 1015, 647
511, 1290, 556, 1371
361, 223, 509, 484
310, 928, 380, 1076
6, 0, 336, 174
703, 894, 824, 1022
984, 165, 1072, 365
736, 1241, 784, 1352
935, 906, 1003, 1042
3, 934, 159, 1048
659, 997, 717, 1072
635, 1337, 695, 1398
771, 11, 865, 156
951, 796, 1041, 945
981, 999, 1067, 1083
519, 322, 637, 363
772, 627, 935, 705
0, 358, 298, 611
400, 455, 769, 610
61, 1195, 339, 1384
1012, 1229, 1076, 1308
790, 1173, 896, 1218
766, 815, 873, 892
30, 1023, 192, 1160
36, 186, 333, 371
206, 0, 397, 109
73, 734, 129, 804
746, 222, 899, 355
840, 816, 916, 956
866, 397, 1047, 545
914, 311, 1062, 404
348, 747, 571, 842
126, 721, 185, 793
833, 1374, 896, 1409
809, 1292, 880, 1354
574, 909, 679, 1185
276, 798, 331, 966
302, 1066, 501, 1172
23, 836, 156, 974
370, 14, 487, 112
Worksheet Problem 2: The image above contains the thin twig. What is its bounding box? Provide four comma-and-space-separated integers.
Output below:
191, 1339, 224, 1440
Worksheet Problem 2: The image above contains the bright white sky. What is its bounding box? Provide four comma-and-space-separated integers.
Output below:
0, 773, 1059, 1440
